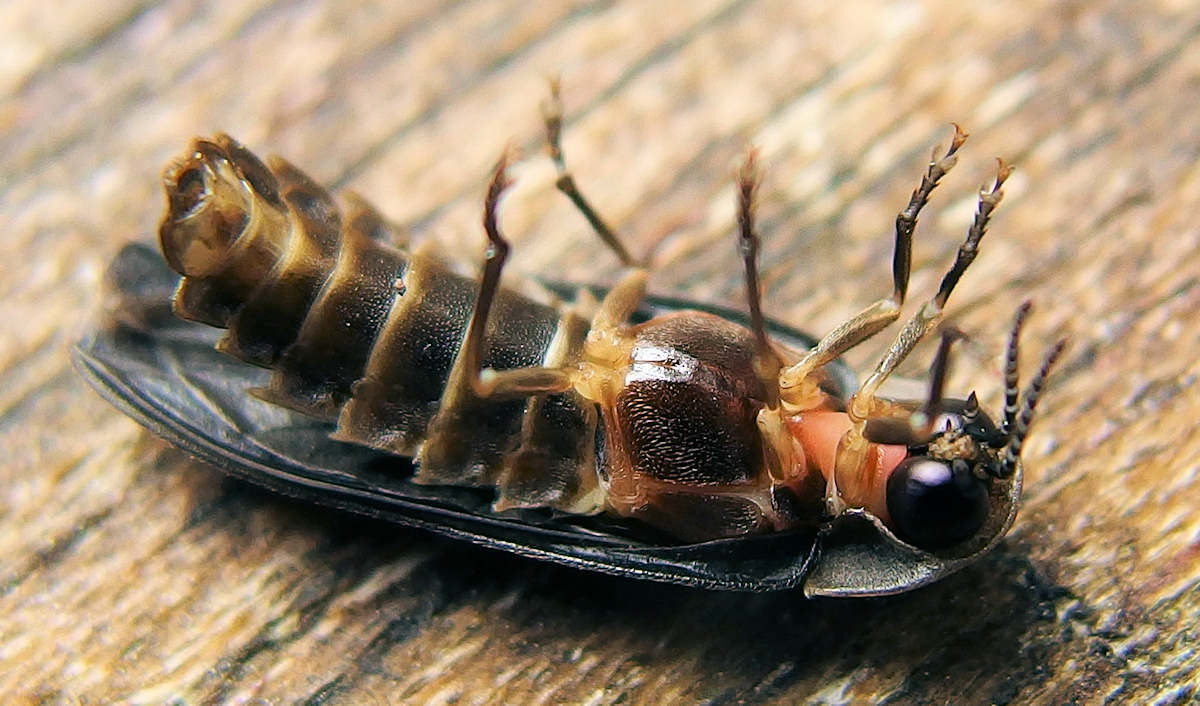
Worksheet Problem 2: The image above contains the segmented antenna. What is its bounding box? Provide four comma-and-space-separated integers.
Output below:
1003, 301, 1033, 433
1000, 337, 1066, 477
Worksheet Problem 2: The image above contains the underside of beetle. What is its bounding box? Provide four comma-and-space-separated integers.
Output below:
74, 83, 1063, 594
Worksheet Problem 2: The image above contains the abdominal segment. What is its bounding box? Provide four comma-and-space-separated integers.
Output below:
158, 135, 600, 514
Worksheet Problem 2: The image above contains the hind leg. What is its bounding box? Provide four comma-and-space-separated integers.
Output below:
542, 79, 639, 268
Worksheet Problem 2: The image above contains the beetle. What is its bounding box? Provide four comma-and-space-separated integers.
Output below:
73, 86, 1063, 596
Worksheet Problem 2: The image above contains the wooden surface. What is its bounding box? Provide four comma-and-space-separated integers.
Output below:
3, 0, 1199, 702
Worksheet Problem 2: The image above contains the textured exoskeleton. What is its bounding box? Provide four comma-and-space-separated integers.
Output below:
75, 93, 1062, 594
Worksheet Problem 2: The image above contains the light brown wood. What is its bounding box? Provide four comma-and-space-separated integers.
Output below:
3, 0, 1199, 702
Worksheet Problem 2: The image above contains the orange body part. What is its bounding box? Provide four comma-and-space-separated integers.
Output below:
785, 411, 908, 524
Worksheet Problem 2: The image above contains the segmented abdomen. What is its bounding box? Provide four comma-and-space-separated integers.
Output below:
159, 135, 600, 513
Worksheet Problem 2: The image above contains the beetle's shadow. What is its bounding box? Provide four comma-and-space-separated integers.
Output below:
156, 442, 1065, 697
488, 542, 1064, 698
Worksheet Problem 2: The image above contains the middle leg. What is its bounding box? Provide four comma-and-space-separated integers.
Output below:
736, 150, 785, 403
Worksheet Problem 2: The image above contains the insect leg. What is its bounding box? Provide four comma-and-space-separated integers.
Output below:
848, 158, 1012, 421
417, 157, 577, 485
542, 80, 652, 344
920, 327, 964, 422
829, 158, 1009, 509
779, 126, 969, 408
459, 155, 575, 400
861, 327, 965, 446
738, 151, 808, 482
543, 79, 639, 267
736, 150, 783, 401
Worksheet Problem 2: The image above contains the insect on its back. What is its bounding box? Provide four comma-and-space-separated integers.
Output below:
75, 85, 1063, 595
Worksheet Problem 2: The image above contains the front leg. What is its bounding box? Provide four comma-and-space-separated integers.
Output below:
833, 158, 1011, 509
779, 126, 969, 408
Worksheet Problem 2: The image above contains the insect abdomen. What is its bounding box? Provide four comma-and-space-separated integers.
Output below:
159, 135, 599, 512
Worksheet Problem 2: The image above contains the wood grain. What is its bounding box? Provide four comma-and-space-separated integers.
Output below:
3, 0, 1199, 702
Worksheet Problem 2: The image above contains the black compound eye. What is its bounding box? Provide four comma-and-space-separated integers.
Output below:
886, 457, 989, 550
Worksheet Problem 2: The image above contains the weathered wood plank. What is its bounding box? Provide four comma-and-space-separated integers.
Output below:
3, 0, 1199, 702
